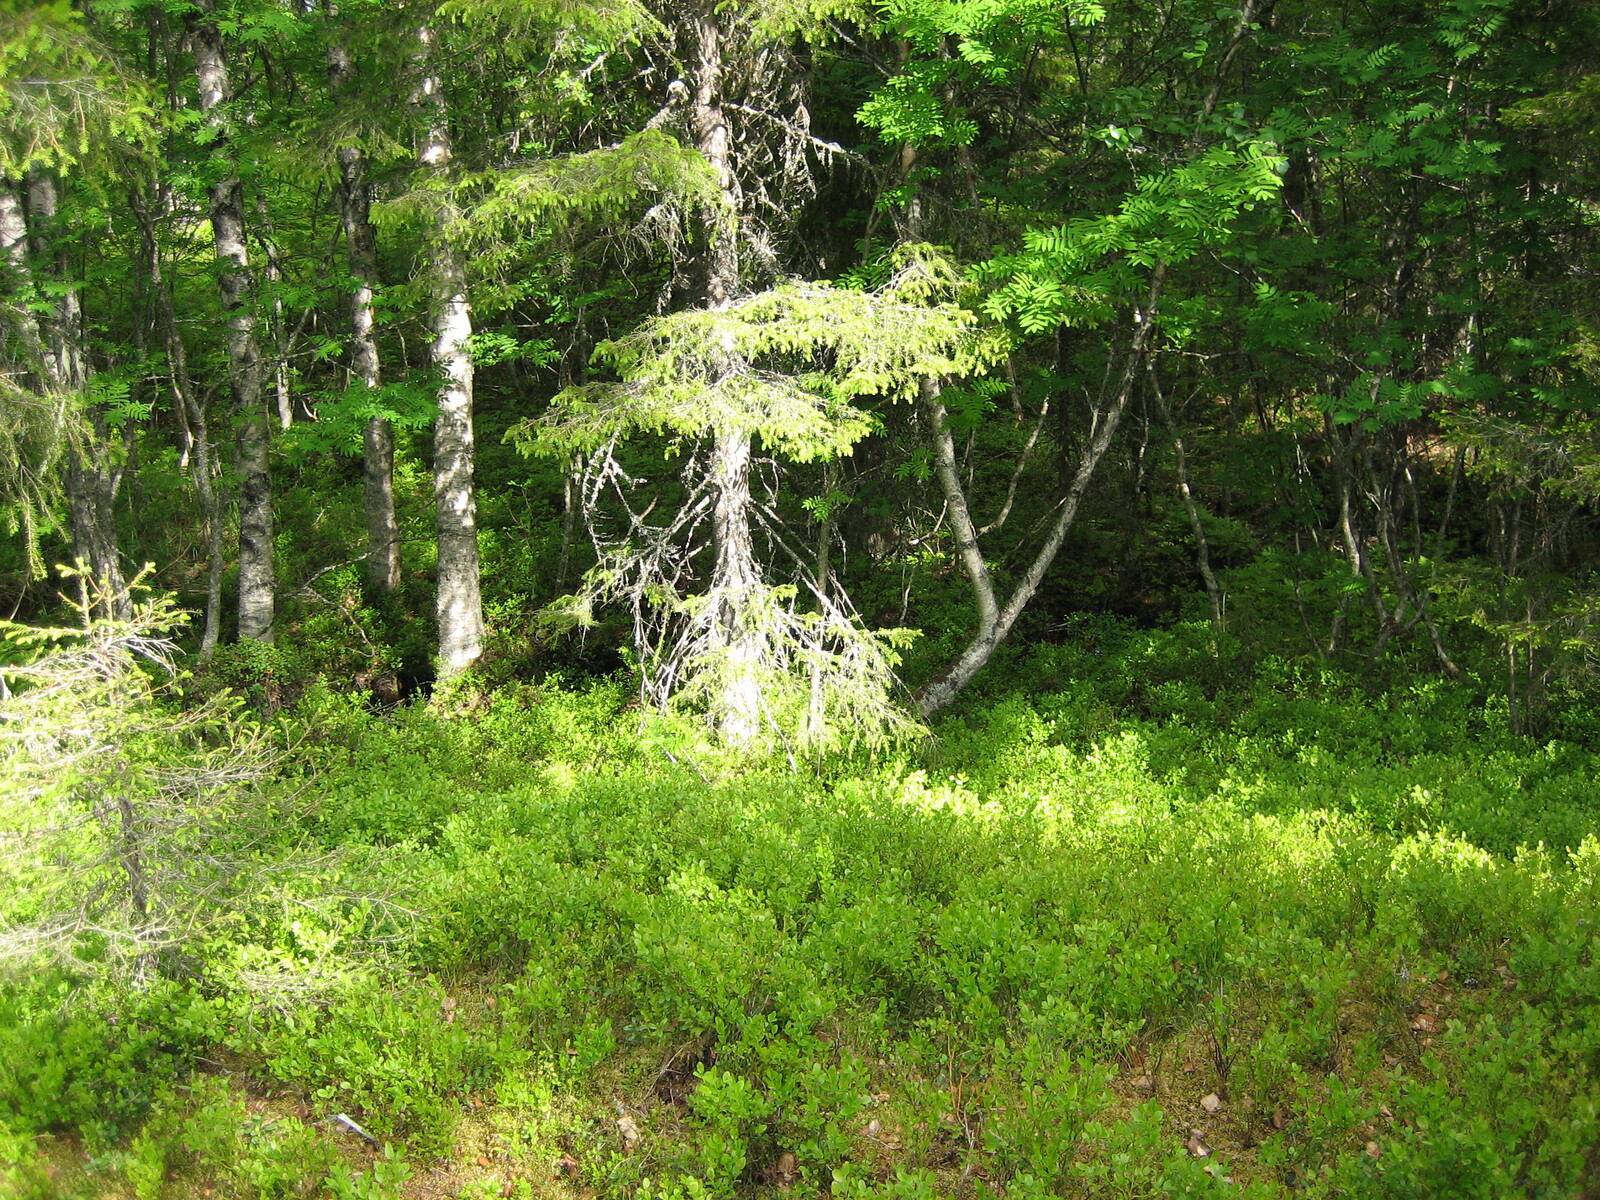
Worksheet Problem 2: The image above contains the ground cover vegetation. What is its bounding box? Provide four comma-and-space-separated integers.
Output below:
6, 0, 1600, 1194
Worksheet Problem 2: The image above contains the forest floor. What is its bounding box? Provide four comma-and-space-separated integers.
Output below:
6, 629, 1600, 1199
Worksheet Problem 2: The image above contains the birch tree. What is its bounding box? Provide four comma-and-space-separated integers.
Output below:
187, 0, 275, 642
412, 25, 483, 679
27, 171, 129, 619
326, 8, 399, 597
861, 0, 1279, 714
0, 3, 151, 600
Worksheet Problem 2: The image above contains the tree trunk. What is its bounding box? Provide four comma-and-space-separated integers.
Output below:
189, 1, 274, 642
913, 0, 1257, 714
328, 21, 399, 596
0, 181, 67, 580
814, 459, 837, 604
26, 173, 129, 619
1149, 365, 1223, 632
3, 173, 128, 617
417, 27, 482, 678
916, 268, 1164, 715
709, 428, 763, 741
690, 0, 763, 742
133, 186, 225, 654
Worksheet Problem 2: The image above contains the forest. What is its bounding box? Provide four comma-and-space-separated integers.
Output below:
6, 0, 1600, 1195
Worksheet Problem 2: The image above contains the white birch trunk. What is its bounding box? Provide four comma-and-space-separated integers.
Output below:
6, 173, 128, 618
189, 1, 274, 642
417, 27, 482, 678
915, 270, 1164, 716
328, 22, 399, 596
0, 182, 69, 580
145, 197, 225, 655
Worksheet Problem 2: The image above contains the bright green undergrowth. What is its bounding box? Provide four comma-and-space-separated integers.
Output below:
6, 632, 1600, 1199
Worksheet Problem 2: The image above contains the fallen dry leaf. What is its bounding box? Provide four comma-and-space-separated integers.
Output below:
1365, 1141, 1383, 1159
617, 1114, 641, 1149
1185, 1131, 1213, 1158
1200, 1093, 1223, 1115
775, 1151, 798, 1187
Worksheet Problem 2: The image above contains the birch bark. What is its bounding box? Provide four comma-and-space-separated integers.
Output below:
328, 20, 399, 596
27, 173, 129, 618
914, 0, 1259, 713
417, 27, 482, 678
188, 0, 274, 642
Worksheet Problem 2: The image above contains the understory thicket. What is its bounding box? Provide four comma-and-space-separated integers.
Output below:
5, 612, 1600, 1199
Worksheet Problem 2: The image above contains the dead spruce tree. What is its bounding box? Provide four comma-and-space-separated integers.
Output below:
522, 256, 993, 753
0, 571, 281, 980
515, 2, 1005, 752
0, 571, 421, 995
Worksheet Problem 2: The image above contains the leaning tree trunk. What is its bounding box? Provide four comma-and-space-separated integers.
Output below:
1148, 365, 1224, 632
690, 0, 764, 743
914, 0, 1259, 715
189, 1, 274, 642
417, 27, 482, 678
915, 278, 1162, 716
328, 20, 399, 596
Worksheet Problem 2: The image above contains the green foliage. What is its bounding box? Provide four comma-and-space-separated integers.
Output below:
464, 130, 719, 234
14, 0, 1600, 1191
0, 974, 220, 1142
859, 0, 1105, 144
11, 652, 1600, 1194
516, 255, 998, 462
981, 145, 1285, 334
0, 379, 71, 579
250, 978, 527, 1155
281, 375, 439, 461
0, 2, 154, 175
